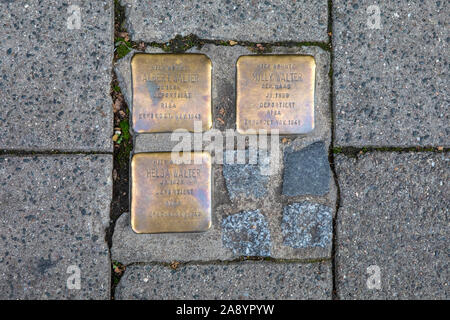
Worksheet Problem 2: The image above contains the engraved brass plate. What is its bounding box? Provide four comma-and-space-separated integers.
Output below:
131, 152, 212, 233
236, 55, 315, 134
131, 53, 212, 133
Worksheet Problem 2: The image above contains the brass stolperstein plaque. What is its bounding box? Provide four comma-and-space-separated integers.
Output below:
131, 53, 212, 133
131, 152, 212, 233
236, 55, 316, 134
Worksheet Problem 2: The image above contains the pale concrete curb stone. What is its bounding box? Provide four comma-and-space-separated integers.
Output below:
335, 152, 449, 299
112, 212, 234, 263
0, 155, 113, 299
0, 1, 114, 151
120, 0, 328, 43
115, 261, 332, 300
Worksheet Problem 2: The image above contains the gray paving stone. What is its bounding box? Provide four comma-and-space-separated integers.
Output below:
0, 1, 113, 151
333, 0, 449, 147
0, 155, 113, 299
335, 152, 449, 299
115, 261, 332, 300
120, 0, 328, 43
282, 202, 332, 249
222, 210, 271, 256
222, 150, 270, 200
282, 141, 331, 196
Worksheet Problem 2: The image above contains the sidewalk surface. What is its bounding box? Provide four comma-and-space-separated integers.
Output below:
0, 0, 448, 300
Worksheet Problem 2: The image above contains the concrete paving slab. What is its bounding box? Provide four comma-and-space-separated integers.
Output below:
335, 151, 449, 299
0, 155, 113, 299
333, 0, 449, 147
115, 261, 332, 300
0, 1, 114, 151
120, 0, 328, 43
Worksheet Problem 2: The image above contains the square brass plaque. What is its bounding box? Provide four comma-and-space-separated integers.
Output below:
131, 152, 212, 233
131, 53, 212, 133
236, 55, 316, 134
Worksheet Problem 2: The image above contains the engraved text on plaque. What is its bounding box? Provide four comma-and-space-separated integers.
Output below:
131, 54, 212, 133
131, 152, 212, 233
236, 55, 315, 134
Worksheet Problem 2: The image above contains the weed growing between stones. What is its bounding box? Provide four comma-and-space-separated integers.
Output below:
110, 71, 132, 220
111, 260, 126, 299
109, 0, 134, 299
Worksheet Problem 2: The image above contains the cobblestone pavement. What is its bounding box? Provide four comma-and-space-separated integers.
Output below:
0, 0, 448, 300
